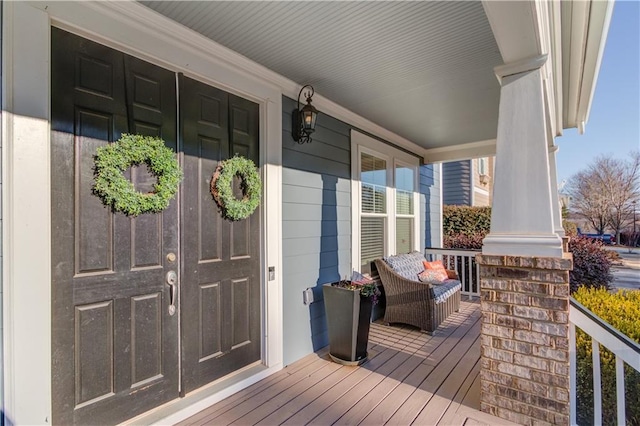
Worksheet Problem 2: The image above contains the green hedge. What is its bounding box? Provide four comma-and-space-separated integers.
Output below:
573, 288, 640, 426
442, 205, 491, 249
442, 205, 491, 236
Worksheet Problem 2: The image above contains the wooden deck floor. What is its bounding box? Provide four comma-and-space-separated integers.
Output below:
177, 301, 516, 426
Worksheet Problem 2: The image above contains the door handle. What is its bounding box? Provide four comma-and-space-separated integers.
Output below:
166, 270, 178, 316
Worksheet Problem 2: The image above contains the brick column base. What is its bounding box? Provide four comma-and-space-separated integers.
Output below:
476, 254, 573, 425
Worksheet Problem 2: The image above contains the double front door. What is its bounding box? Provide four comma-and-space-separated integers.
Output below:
51, 28, 261, 425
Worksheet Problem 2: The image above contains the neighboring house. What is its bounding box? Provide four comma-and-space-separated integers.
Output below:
1, 1, 611, 425
560, 193, 572, 210
443, 157, 494, 206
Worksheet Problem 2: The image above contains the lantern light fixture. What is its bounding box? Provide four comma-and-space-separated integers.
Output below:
292, 85, 318, 144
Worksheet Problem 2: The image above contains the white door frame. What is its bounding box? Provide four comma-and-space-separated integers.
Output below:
2, 2, 283, 424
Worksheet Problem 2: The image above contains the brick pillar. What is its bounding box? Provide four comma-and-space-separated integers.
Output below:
476, 254, 573, 425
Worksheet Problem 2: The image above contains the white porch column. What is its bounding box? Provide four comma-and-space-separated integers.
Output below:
548, 145, 566, 238
483, 55, 563, 258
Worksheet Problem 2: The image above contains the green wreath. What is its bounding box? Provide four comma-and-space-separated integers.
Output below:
93, 134, 183, 217
210, 156, 262, 221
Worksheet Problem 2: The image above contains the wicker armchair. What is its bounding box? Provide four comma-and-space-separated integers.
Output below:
374, 258, 461, 334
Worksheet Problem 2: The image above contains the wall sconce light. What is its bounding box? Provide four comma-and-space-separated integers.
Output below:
292, 85, 318, 144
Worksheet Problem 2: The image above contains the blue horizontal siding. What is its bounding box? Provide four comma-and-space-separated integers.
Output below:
443, 160, 471, 206
282, 96, 352, 365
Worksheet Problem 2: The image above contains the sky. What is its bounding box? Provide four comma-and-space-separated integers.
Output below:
555, 0, 640, 186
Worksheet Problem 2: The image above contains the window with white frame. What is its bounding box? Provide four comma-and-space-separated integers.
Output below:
352, 131, 420, 273
478, 157, 488, 176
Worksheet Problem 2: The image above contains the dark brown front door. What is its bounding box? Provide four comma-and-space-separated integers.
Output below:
180, 76, 261, 394
51, 29, 262, 424
51, 29, 180, 425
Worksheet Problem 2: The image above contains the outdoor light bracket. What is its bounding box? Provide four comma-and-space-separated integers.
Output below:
292, 84, 318, 144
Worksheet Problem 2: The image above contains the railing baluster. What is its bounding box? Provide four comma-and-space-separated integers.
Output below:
459, 256, 466, 293
570, 322, 577, 426
616, 356, 625, 426
475, 260, 480, 296
593, 340, 602, 426
467, 257, 473, 300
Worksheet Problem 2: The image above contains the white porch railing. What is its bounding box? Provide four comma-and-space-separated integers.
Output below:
424, 248, 481, 298
569, 298, 640, 426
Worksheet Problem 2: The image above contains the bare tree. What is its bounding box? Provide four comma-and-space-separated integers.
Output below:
566, 152, 640, 241
603, 152, 640, 243
566, 170, 609, 234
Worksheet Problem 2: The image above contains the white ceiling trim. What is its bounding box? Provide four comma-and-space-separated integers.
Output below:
482, 1, 559, 139
563, 0, 589, 129
482, 1, 541, 63
561, 0, 614, 133
574, 0, 614, 133
481, 0, 613, 135
424, 139, 496, 164
494, 54, 548, 83
549, 1, 564, 137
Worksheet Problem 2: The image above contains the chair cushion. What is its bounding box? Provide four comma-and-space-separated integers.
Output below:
383, 251, 426, 280
430, 280, 462, 304
418, 268, 449, 283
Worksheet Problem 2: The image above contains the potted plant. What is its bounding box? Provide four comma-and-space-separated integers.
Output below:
323, 275, 380, 365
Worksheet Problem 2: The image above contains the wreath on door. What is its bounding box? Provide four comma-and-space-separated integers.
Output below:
210, 155, 262, 221
93, 134, 183, 217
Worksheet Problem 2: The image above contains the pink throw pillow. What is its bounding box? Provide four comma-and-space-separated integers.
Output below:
423, 260, 445, 270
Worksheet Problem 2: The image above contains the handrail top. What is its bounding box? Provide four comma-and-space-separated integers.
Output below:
570, 297, 640, 356
424, 247, 481, 254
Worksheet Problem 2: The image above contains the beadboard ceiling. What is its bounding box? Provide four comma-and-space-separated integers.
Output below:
140, 1, 503, 149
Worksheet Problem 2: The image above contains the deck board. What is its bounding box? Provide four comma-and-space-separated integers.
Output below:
177, 300, 517, 426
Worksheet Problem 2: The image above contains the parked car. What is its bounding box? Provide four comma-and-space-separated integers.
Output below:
577, 228, 615, 245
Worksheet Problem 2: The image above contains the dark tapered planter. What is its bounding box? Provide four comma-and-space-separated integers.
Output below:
323, 282, 373, 366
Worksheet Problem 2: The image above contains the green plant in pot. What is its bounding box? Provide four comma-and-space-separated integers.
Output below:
323, 273, 380, 366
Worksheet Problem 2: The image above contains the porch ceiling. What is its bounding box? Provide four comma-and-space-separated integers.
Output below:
140, 1, 503, 150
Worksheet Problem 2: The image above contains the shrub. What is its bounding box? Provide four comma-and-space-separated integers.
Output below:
442, 205, 491, 236
563, 220, 578, 236
620, 230, 640, 247
568, 237, 613, 293
442, 206, 490, 249
573, 288, 640, 426
443, 233, 485, 250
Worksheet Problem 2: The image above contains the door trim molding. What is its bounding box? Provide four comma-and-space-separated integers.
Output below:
3, 2, 283, 424
2, 4, 52, 424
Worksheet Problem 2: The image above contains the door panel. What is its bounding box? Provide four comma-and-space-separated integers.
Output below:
180, 76, 262, 394
74, 301, 115, 407
51, 28, 179, 425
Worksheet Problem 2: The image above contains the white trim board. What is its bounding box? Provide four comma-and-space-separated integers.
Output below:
2, 4, 52, 424
424, 139, 497, 164
3, 2, 284, 424
474, 187, 490, 196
